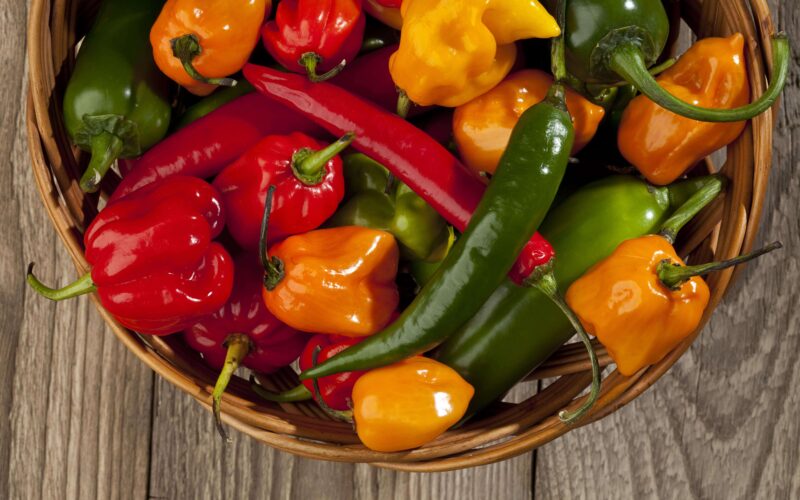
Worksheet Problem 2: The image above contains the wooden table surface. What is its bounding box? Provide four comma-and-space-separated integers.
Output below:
2, 1, 798, 498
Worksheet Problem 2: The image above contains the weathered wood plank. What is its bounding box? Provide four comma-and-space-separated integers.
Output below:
535, 2, 800, 498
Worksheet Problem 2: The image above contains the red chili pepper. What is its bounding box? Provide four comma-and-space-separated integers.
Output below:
212, 132, 352, 251
184, 253, 308, 438
27, 177, 234, 335
261, 0, 366, 82
242, 64, 554, 281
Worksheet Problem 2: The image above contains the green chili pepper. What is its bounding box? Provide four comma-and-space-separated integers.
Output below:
300, 83, 576, 380
327, 153, 451, 262
555, 0, 789, 122
63, 0, 172, 193
176, 80, 254, 129
434, 174, 724, 417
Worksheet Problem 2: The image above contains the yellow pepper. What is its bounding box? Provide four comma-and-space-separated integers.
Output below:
454, 69, 606, 177
352, 356, 474, 452
389, 0, 560, 107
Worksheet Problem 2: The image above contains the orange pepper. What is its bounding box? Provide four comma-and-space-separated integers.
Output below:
453, 69, 605, 177
352, 356, 474, 452
262, 226, 400, 337
618, 34, 750, 186
150, 0, 269, 96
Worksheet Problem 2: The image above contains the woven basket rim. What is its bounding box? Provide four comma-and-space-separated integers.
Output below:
25, 0, 779, 471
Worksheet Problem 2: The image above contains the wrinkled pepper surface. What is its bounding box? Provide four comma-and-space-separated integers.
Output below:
27, 177, 234, 335
151, 0, 269, 95
327, 154, 450, 262
262, 0, 366, 82
454, 69, 605, 176
619, 35, 750, 185
263, 226, 400, 337
389, 0, 560, 107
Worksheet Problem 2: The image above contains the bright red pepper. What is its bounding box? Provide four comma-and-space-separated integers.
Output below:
242, 64, 554, 281
184, 253, 308, 438
212, 132, 352, 251
27, 177, 234, 335
262, 0, 366, 82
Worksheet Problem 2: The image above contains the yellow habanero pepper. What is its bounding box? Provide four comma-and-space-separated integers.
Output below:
618, 34, 750, 186
352, 357, 474, 452
566, 235, 781, 376
454, 69, 606, 177
389, 0, 560, 107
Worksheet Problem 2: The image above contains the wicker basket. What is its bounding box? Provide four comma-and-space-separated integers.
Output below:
26, 0, 779, 471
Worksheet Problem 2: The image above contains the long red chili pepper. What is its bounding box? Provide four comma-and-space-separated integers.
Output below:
243, 64, 554, 280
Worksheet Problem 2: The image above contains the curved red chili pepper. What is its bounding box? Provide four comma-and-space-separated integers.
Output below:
242, 64, 554, 281
299, 335, 366, 411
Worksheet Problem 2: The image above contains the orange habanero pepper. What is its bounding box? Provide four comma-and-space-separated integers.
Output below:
566, 235, 781, 376
262, 226, 400, 337
151, 0, 269, 96
454, 69, 605, 177
352, 356, 474, 452
618, 34, 750, 186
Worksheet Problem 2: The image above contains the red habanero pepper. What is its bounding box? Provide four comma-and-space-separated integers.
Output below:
184, 254, 308, 438
213, 132, 352, 251
262, 0, 366, 82
243, 64, 554, 281
27, 177, 234, 335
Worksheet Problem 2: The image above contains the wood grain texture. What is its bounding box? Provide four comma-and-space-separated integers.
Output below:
535, 1, 800, 498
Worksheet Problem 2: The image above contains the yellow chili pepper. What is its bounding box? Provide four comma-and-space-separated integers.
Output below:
566, 235, 781, 376
262, 226, 400, 337
389, 0, 559, 107
454, 69, 606, 177
352, 356, 474, 452
618, 34, 750, 186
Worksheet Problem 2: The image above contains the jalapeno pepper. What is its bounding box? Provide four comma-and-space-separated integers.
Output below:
63, 0, 172, 193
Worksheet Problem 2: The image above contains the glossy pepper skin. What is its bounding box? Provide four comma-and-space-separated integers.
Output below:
151, 0, 269, 95
565, 235, 709, 376
213, 132, 351, 251
301, 83, 573, 379
63, 0, 172, 193
327, 154, 450, 262
619, 35, 749, 185
262, 0, 366, 82
389, 0, 560, 107
27, 177, 234, 336
263, 227, 400, 337
243, 64, 555, 282
352, 357, 474, 452
454, 69, 605, 177
434, 175, 720, 416
301, 335, 366, 410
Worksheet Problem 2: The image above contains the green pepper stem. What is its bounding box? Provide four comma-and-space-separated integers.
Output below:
608, 34, 790, 122
292, 133, 355, 186
171, 34, 238, 87
250, 376, 313, 402
658, 241, 782, 290
211, 334, 252, 441
79, 132, 124, 193
551, 0, 568, 83
259, 185, 285, 291
525, 266, 600, 424
659, 175, 725, 244
26, 264, 96, 301
588, 58, 676, 92
310, 346, 354, 423
396, 90, 411, 119
299, 52, 347, 83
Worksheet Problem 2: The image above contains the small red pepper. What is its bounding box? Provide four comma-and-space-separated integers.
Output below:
212, 132, 353, 251
243, 64, 555, 281
185, 253, 308, 438
261, 0, 366, 82
27, 177, 234, 335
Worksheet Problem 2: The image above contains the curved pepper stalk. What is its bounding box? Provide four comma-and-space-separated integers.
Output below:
26, 265, 97, 301
211, 333, 253, 441
171, 34, 238, 87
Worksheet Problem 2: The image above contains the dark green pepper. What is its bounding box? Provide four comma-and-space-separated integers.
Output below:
556, 0, 789, 122
327, 153, 451, 262
434, 174, 723, 417
63, 0, 172, 193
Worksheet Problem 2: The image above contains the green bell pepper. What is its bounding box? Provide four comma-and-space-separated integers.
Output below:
63, 0, 173, 193
327, 153, 451, 262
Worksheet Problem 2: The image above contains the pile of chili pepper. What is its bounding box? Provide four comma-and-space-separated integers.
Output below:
32, 0, 789, 452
